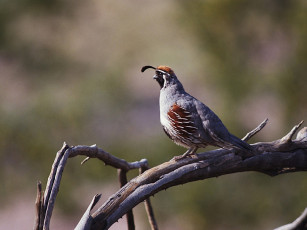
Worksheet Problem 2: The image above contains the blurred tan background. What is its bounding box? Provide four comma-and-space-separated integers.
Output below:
0, 0, 306, 229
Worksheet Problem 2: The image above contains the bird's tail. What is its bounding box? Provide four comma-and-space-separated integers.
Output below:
229, 134, 253, 152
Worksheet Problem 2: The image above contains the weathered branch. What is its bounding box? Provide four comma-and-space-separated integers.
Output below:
69, 144, 149, 171
75, 194, 102, 230
118, 169, 135, 230
89, 122, 307, 229
242, 118, 268, 141
43, 142, 70, 230
35, 143, 149, 230
140, 166, 159, 230
33, 181, 42, 230
34, 121, 307, 230
91, 148, 307, 229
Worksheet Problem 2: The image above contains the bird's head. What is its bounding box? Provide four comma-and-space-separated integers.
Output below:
141, 65, 180, 89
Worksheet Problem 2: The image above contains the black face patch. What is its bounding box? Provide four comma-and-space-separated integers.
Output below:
154, 72, 165, 89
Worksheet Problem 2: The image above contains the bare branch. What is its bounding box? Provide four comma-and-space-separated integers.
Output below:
43, 142, 69, 210
37, 142, 70, 230
43, 143, 71, 230
81, 157, 90, 165
90, 122, 307, 229
68, 145, 148, 171
118, 169, 135, 230
140, 166, 159, 230
33, 181, 42, 230
75, 194, 102, 230
242, 118, 268, 141
35, 143, 149, 230
35, 121, 307, 230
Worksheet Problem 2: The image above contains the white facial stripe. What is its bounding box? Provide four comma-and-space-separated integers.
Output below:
157, 70, 170, 77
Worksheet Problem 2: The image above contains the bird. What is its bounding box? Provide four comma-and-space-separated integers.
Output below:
141, 65, 253, 160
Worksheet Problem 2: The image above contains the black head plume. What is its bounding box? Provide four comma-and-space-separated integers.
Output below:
141, 65, 156, 72
141, 65, 166, 89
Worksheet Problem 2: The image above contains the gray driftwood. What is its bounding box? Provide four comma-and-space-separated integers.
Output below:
33, 120, 307, 230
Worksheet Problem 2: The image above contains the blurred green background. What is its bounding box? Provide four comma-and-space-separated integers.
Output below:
0, 0, 306, 229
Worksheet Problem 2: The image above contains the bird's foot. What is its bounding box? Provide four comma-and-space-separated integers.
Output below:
172, 154, 188, 161
171, 147, 198, 161
172, 153, 197, 161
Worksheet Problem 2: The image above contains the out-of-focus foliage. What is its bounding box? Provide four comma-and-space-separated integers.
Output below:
178, 0, 307, 132
0, 0, 306, 229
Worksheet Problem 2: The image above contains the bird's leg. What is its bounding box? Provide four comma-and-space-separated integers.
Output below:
181, 147, 198, 158
172, 147, 198, 161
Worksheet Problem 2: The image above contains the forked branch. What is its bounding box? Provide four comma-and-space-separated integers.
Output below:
33, 121, 307, 230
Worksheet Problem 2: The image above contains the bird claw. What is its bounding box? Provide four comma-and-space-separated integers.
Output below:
171, 153, 194, 161
171, 155, 184, 161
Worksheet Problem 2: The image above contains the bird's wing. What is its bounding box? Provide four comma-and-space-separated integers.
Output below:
174, 97, 209, 145
193, 98, 234, 147
167, 103, 198, 138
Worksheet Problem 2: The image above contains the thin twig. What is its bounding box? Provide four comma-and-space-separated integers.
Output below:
75, 194, 102, 230
33, 181, 42, 230
140, 166, 159, 230
118, 169, 135, 230
242, 118, 268, 141
80, 145, 97, 165
81, 157, 90, 165
69, 145, 148, 171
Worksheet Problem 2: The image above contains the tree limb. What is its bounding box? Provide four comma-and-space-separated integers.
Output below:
33, 181, 42, 230
75, 194, 102, 230
140, 166, 159, 230
43, 142, 70, 230
69, 144, 149, 171
35, 143, 149, 230
118, 169, 135, 230
89, 122, 307, 229
242, 118, 268, 141
34, 121, 307, 230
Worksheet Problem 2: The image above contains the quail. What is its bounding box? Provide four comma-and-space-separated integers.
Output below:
141, 65, 253, 160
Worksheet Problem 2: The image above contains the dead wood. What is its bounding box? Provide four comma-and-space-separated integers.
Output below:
33, 120, 307, 230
